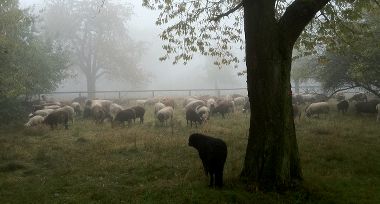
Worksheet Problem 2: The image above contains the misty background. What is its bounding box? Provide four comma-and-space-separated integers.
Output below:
20, 0, 247, 92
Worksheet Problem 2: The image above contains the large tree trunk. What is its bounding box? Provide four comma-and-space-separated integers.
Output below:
86, 74, 96, 99
240, 1, 302, 191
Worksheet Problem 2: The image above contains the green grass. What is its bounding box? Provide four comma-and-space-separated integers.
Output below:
1, 103, 380, 203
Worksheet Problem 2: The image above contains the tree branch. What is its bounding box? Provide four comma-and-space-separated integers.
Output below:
278, 0, 331, 46
210, 1, 243, 21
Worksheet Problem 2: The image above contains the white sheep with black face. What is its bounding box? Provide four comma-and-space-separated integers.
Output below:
156, 106, 173, 126
25, 115, 45, 127
305, 102, 330, 118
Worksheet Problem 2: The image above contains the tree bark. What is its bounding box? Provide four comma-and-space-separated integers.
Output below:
240, 0, 331, 191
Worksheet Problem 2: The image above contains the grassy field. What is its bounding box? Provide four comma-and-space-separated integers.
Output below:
1, 102, 380, 203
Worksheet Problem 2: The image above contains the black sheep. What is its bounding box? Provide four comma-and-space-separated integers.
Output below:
337, 100, 349, 114
43, 110, 69, 130
188, 133, 227, 187
112, 108, 135, 127
186, 108, 203, 127
130, 106, 145, 124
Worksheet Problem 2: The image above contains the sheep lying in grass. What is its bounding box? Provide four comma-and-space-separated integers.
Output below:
305, 102, 329, 118
25, 115, 45, 127
154, 102, 166, 115
188, 133, 227, 188
186, 108, 203, 127
131, 106, 145, 124
112, 108, 136, 127
156, 106, 173, 126
43, 110, 69, 130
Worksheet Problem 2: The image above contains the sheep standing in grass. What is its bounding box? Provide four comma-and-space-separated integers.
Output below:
110, 103, 124, 119
71, 102, 81, 116
156, 106, 173, 126
196, 105, 210, 121
131, 106, 145, 124
112, 108, 136, 127
136, 99, 147, 107
211, 100, 233, 118
161, 97, 175, 109
206, 98, 216, 109
185, 100, 205, 111
186, 108, 203, 127
305, 102, 329, 118
337, 100, 349, 114
188, 133, 227, 188
25, 115, 45, 127
233, 96, 246, 106
154, 102, 166, 115
92, 105, 106, 124
376, 103, 380, 122
43, 110, 69, 130
57, 105, 75, 124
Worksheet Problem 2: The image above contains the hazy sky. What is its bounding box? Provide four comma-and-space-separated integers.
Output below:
19, 0, 247, 92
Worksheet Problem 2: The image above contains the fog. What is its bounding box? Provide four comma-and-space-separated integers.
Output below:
20, 0, 247, 93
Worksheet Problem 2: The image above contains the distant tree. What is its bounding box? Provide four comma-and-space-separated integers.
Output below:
317, 9, 380, 97
43, 0, 146, 98
143, 0, 375, 191
0, 0, 68, 122
202, 57, 242, 89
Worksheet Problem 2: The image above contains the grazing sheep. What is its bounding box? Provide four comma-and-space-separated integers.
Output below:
233, 96, 246, 106
211, 100, 233, 118
43, 110, 69, 130
71, 102, 81, 116
206, 98, 216, 109
110, 103, 124, 119
305, 102, 329, 118
186, 108, 203, 127
92, 105, 106, 124
337, 100, 349, 114
146, 97, 160, 105
183, 97, 199, 107
30, 109, 55, 118
188, 133, 227, 188
57, 105, 75, 124
196, 105, 210, 121
25, 115, 45, 127
376, 103, 380, 122
44, 105, 61, 110
136, 99, 147, 107
185, 100, 206, 111
154, 102, 166, 115
156, 106, 173, 126
292, 104, 301, 120
130, 106, 146, 124
355, 101, 378, 114
161, 97, 175, 108
112, 108, 136, 127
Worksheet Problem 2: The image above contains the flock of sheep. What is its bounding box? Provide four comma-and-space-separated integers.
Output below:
293, 92, 380, 121
24, 94, 247, 129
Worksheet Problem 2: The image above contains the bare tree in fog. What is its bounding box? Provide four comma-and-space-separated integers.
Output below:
43, 0, 146, 98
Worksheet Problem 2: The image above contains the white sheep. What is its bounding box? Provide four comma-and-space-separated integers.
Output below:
136, 99, 147, 106
154, 102, 166, 115
33, 109, 55, 117
25, 115, 45, 127
183, 97, 199, 107
44, 105, 61, 110
305, 102, 329, 118
206, 98, 216, 109
196, 105, 210, 121
57, 105, 75, 123
185, 100, 206, 111
233, 96, 246, 106
376, 103, 380, 122
156, 106, 174, 125
110, 103, 124, 119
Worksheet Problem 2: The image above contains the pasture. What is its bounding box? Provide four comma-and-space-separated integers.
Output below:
1, 102, 380, 203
